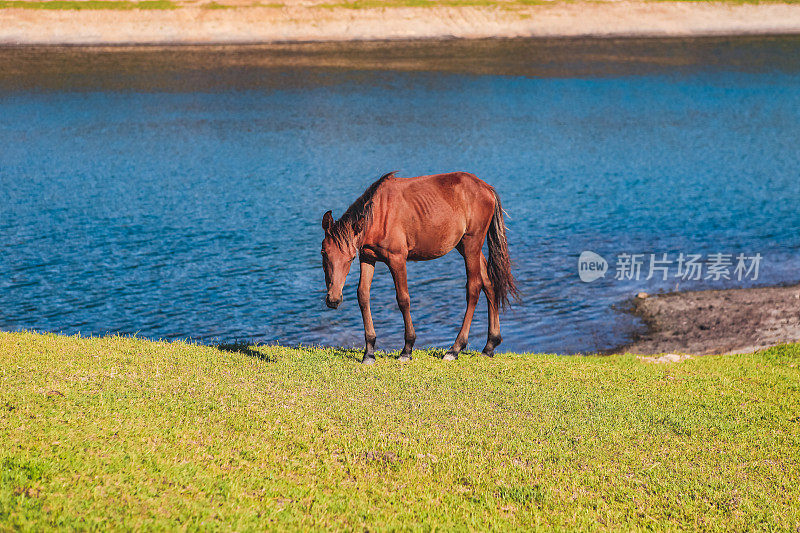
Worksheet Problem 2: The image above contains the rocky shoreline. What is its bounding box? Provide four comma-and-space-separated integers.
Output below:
622, 283, 800, 355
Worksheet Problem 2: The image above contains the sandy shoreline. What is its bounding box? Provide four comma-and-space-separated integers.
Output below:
623, 283, 800, 356
2, 2, 800, 45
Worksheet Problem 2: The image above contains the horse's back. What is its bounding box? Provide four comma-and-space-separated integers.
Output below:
398, 171, 491, 194
371, 172, 496, 260
390, 171, 493, 210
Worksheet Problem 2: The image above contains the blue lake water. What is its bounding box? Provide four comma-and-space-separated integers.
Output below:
1, 38, 799, 353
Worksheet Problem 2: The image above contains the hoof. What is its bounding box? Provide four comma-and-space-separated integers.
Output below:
362, 356, 376, 365
443, 351, 458, 361
480, 350, 494, 358
398, 354, 412, 362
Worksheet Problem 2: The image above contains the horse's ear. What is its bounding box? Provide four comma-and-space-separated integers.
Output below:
322, 210, 334, 234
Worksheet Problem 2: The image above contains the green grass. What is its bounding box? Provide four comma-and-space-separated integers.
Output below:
1, 331, 799, 530
0, 0, 177, 9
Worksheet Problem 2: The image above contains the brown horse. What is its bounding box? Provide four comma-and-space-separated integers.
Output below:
321, 171, 517, 364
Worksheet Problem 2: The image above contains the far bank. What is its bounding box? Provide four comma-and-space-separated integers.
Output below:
2, 1, 800, 45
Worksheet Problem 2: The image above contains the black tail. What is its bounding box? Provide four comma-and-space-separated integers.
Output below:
486, 188, 519, 310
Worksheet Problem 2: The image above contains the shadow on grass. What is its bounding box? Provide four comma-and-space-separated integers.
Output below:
217, 342, 276, 362
327, 346, 475, 362
328, 346, 368, 363
426, 348, 448, 360
325, 346, 417, 363
216, 343, 481, 363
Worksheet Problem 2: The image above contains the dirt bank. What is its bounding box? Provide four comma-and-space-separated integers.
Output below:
2, 1, 800, 45
623, 283, 800, 355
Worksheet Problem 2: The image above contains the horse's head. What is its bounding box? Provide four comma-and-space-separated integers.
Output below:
321, 210, 357, 309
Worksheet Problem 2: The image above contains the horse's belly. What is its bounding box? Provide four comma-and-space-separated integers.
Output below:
407, 247, 452, 261
406, 226, 464, 261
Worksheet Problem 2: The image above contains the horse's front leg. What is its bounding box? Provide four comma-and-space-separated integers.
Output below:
357, 258, 377, 365
388, 255, 415, 362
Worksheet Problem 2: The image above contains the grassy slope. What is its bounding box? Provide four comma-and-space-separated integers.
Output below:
1, 331, 799, 531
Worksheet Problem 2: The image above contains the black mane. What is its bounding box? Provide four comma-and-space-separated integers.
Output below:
329, 171, 397, 249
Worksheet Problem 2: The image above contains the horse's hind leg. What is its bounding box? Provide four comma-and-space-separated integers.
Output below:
479, 253, 502, 356
444, 238, 483, 361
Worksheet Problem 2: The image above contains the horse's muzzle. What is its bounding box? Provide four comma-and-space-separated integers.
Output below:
326, 295, 341, 309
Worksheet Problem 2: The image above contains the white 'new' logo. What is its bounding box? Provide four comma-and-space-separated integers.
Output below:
578, 251, 608, 282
